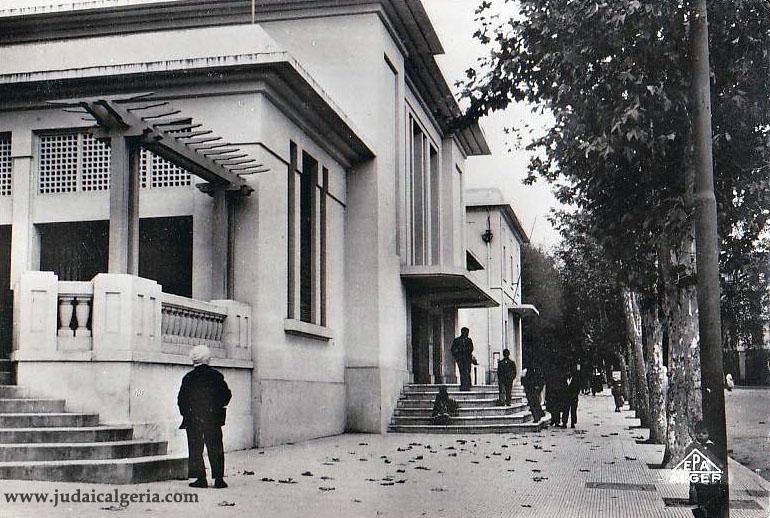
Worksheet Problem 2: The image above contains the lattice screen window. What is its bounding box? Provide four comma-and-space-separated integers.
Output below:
39, 131, 191, 193
80, 133, 111, 191
38, 133, 79, 194
0, 134, 11, 196
141, 149, 191, 188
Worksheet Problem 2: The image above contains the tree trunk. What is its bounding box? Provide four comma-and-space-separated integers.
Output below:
661, 232, 702, 466
642, 296, 667, 444
622, 288, 651, 427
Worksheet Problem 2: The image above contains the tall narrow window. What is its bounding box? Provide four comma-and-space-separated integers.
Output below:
411, 121, 425, 265
299, 152, 318, 323
429, 145, 440, 264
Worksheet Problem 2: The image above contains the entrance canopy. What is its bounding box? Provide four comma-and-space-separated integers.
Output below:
401, 265, 498, 309
510, 304, 540, 318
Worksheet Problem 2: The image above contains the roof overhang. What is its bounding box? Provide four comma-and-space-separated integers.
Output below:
509, 304, 540, 318
0, 0, 489, 158
0, 50, 375, 168
401, 265, 498, 309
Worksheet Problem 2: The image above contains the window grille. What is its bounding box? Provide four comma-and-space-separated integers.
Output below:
39, 131, 190, 193
143, 149, 191, 188
0, 134, 11, 196
80, 133, 111, 191
39, 133, 79, 194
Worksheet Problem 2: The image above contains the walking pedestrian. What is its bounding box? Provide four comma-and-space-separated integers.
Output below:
451, 327, 474, 391
611, 379, 624, 412
177, 345, 232, 489
545, 368, 566, 426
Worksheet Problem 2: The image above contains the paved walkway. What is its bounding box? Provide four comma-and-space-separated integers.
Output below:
1, 393, 768, 517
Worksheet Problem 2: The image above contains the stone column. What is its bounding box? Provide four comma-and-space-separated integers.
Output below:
9, 130, 39, 288
210, 186, 231, 300
108, 137, 140, 275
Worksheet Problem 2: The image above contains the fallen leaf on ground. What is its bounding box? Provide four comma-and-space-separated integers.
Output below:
217, 501, 236, 507
278, 478, 297, 484
242, 470, 255, 475
319, 487, 335, 491
260, 477, 275, 482
301, 471, 313, 476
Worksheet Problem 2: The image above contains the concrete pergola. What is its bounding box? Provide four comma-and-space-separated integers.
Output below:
50, 93, 262, 299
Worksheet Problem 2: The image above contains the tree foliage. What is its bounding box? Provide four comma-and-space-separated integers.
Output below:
459, 0, 770, 349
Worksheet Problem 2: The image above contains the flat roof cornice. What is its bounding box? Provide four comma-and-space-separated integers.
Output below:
0, 52, 375, 167
0, 0, 489, 156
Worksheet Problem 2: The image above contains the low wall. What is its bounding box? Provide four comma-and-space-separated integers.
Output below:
13, 271, 255, 454
17, 359, 253, 454
254, 378, 345, 447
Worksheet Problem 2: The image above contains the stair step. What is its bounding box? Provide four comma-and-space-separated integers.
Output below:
394, 403, 528, 417
0, 454, 188, 484
0, 413, 99, 428
398, 398, 520, 409
0, 440, 167, 462
392, 412, 532, 426
0, 399, 66, 413
0, 386, 25, 398
0, 426, 133, 444
400, 391, 502, 401
403, 384, 525, 393
388, 421, 546, 434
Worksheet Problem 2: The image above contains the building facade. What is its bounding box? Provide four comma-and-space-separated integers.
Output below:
0, 0, 495, 456
459, 188, 538, 386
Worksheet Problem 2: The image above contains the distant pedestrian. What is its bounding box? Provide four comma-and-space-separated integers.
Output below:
725, 373, 734, 391
545, 368, 566, 426
431, 386, 459, 425
590, 368, 604, 395
497, 349, 517, 406
521, 365, 545, 421
561, 367, 581, 428
451, 327, 474, 391
611, 379, 624, 412
178, 345, 232, 489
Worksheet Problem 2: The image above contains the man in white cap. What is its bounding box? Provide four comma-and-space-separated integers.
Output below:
177, 345, 231, 488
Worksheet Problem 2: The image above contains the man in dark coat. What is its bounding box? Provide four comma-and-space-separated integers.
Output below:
561, 366, 581, 428
497, 349, 517, 406
451, 327, 474, 391
521, 364, 545, 421
178, 345, 232, 488
545, 368, 566, 426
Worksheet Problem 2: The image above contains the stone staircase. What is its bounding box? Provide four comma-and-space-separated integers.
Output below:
389, 384, 550, 434
0, 360, 13, 385
0, 383, 187, 483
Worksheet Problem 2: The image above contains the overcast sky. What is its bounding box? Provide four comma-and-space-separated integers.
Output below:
2, 0, 562, 247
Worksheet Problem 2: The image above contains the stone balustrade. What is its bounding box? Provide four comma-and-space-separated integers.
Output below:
57, 281, 93, 338
160, 294, 227, 357
13, 271, 252, 363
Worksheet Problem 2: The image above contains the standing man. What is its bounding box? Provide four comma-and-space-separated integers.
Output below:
497, 349, 517, 406
561, 366, 581, 428
522, 364, 545, 421
178, 345, 232, 489
451, 327, 474, 391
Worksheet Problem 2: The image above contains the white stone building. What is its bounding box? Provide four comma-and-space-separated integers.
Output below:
0, 0, 497, 477
459, 188, 538, 386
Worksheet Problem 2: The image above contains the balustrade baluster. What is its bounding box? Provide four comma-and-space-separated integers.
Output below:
73, 297, 92, 337
57, 296, 75, 337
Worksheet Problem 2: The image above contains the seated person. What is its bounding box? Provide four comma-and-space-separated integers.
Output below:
431, 386, 459, 425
